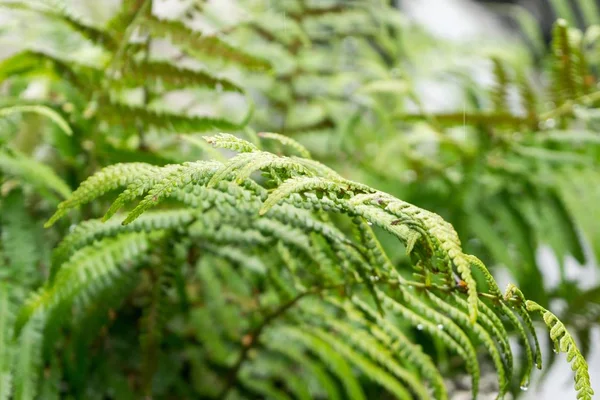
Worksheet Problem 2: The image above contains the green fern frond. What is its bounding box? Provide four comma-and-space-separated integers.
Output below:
46, 163, 159, 227
16, 232, 152, 333
0, 104, 72, 136
139, 15, 270, 70
97, 100, 241, 135
30, 134, 595, 399
277, 326, 367, 400
551, 19, 585, 106
526, 301, 594, 400
0, 0, 115, 49
258, 131, 312, 159
50, 209, 194, 276
348, 297, 448, 400
0, 287, 14, 400
491, 58, 510, 112
0, 150, 71, 200
204, 132, 260, 153
12, 312, 44, 400
1, 190, 42, 291
263, 338, 342, 400
309, 326, 414, 399
117, 60, 243, 93
118, 162, 222, 225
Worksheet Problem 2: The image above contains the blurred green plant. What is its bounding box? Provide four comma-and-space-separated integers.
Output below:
0, 0, 598, 399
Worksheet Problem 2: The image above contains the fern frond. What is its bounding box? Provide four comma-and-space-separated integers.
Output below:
551, 19, 584, 106
263, 338, 342, 400
281, 324, 370, 399
12, 312, 45, 400
381, 290, 480, 398
426, 292, 508, 396
46, 163, 160, 226
0, 0, 115, 49
0, 287, 14, 400
0, 104, 72, 136
139, 15, 270, 70
491, 58, 510, 112
118, 60, 243, 93
50, 210, 194, 276
0, 150, 71, 200
98, 100, 241, 134
33, 134, 593, 399
309, 326, 414, 399
526, 301, 594, 400
16, 232, 152, 333
1, 190, 42, 291
258, 132, 312, 158
203, 132, 260, 153
121, 161, 221, 225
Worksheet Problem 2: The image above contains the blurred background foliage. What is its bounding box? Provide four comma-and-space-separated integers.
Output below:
0, 0, 599, 398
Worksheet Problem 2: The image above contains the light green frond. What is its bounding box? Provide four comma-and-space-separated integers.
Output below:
526, 301, 594, 400
426, 292, 508, 396
46, 163, 159, 226
258, 132, 312, 158
264, 339, 342, 400
308, 327, 414, 399
504, 284, 542, 369
315, 302, 432, 399
277, 326, 366, 400
139, 15, 270, 70
0, 150, 71, 200
122, 161, 220, 224
380, 290, 480, 398
203, 133, 260, 153
259, 176, 370, 215
350, 298, 448, 400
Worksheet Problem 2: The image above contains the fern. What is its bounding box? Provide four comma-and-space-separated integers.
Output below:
0, 1, 598, 398
527, 301, 594, 400
0, 287, 14, 400
22, 133, 592, 399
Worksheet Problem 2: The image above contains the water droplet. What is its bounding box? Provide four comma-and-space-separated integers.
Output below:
553, 348, 558, 354
520, 384, 529, 391
367, 221, 373, 226
416, 324, 424, 331
437, 324, 444, 330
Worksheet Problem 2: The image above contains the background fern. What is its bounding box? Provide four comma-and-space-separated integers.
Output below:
0, 0, 598, 399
